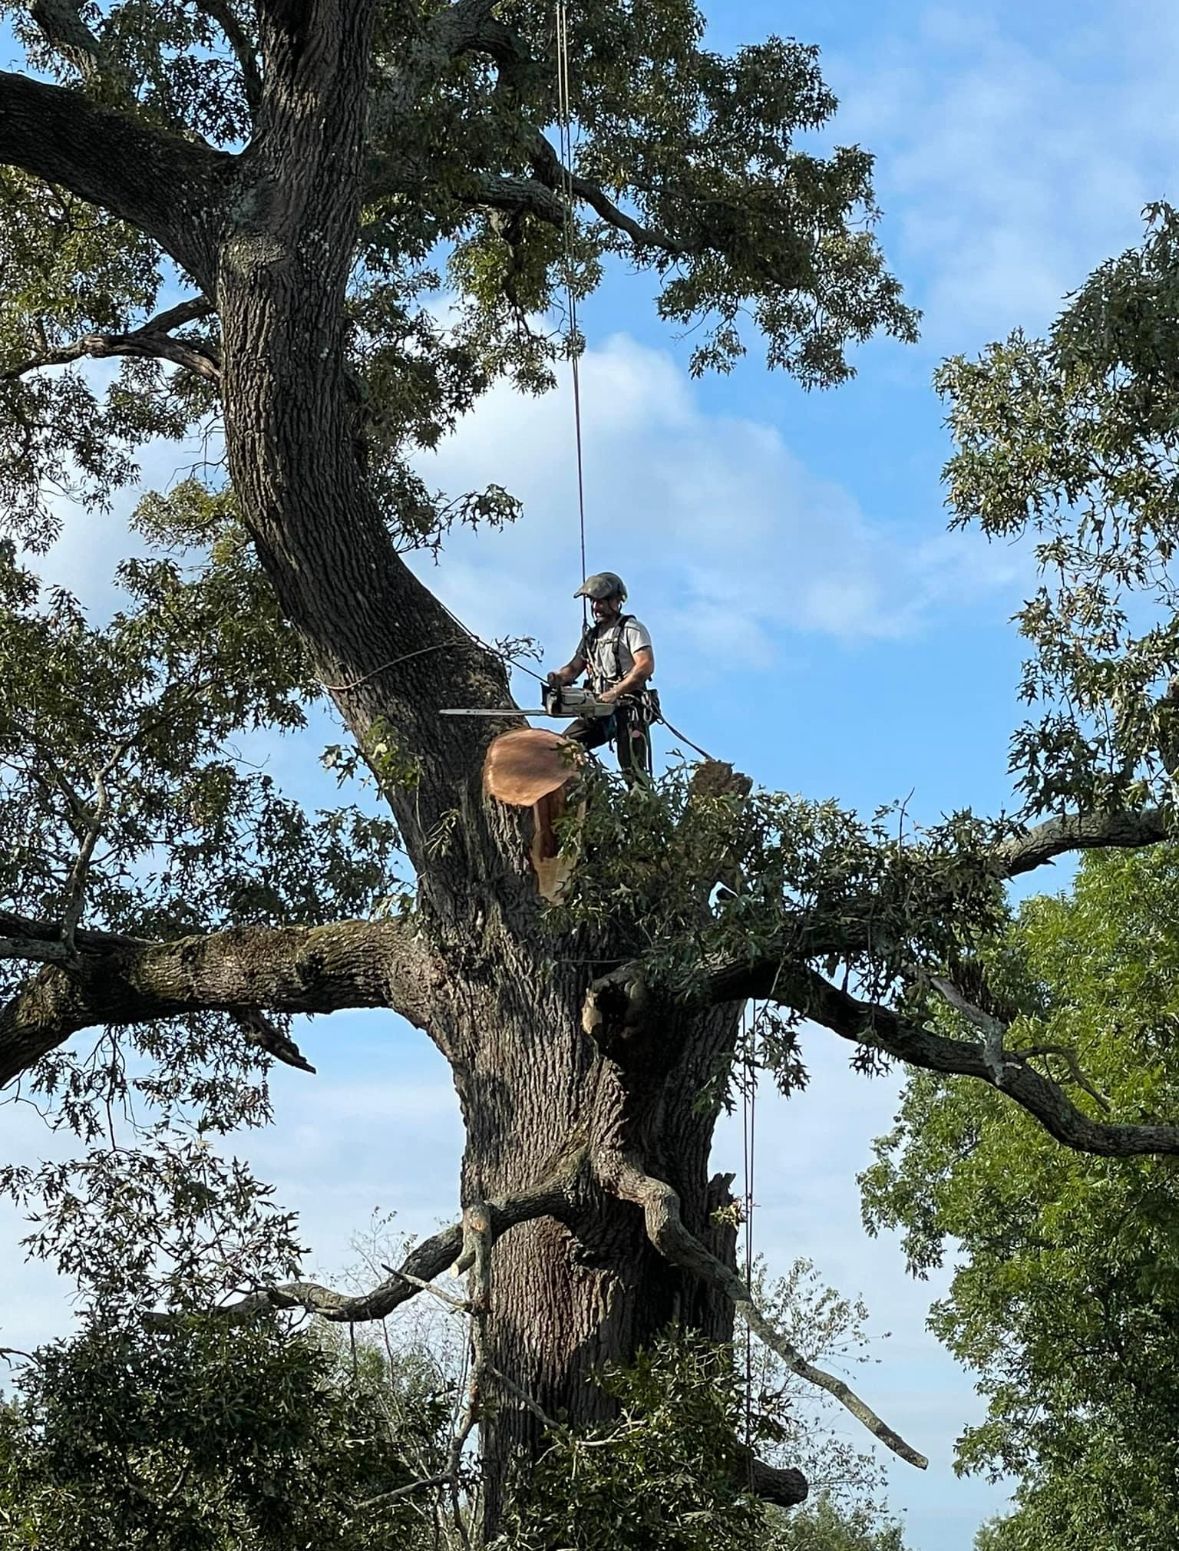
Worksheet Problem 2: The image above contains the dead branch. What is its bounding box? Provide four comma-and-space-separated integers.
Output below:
598, 1154, 929, 1472
233, 1009, 316, 1074
3, 297, 219, 386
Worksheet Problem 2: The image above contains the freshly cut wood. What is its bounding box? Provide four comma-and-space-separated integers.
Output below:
483, 730, 585, 901
483, 728, 583, 808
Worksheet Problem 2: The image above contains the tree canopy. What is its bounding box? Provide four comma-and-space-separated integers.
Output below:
862, 846, 1179, 1550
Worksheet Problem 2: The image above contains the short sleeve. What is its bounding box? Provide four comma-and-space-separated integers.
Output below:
624, 618, 652, 655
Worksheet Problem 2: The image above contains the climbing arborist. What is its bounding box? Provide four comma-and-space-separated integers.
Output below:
547, 571, 655, 780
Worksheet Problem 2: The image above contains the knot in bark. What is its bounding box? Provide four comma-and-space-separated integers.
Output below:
582, 962, 650, 1056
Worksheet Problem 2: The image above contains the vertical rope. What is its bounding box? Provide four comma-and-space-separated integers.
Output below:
740, 1001, 758, 1478
555, 0, 589, 623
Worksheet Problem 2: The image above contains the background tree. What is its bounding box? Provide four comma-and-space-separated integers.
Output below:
862, 846, 1179, 1551
4, 2, 1179, 1537
0, 1311, 454, 1549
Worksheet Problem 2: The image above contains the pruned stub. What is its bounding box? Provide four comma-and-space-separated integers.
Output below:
483, 729, 585, 901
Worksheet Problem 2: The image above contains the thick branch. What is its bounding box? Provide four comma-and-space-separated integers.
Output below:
0, 70, 229, 284
997, 808, 1169, 877
746, 1455, 808, 1508
781, 964, 1179, 1157
3, 298, 218, 385
527, 130, 690, 255
192, 0, 263, 113
206, 1158, 584, 1324
436, 0, 522, 62
599, 1155, 929, 1471
0, 917, 440, 1087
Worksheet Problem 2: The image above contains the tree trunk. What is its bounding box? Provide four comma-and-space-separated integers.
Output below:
439, 938, 743, 1531
202, 11, 752, 1533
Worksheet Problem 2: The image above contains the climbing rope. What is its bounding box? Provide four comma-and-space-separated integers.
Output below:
654, 711, 719, 764
555, 0, 589, 627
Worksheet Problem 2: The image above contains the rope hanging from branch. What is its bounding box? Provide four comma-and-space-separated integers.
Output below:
741, 1000, 759, 1469
555, 0, 589, 618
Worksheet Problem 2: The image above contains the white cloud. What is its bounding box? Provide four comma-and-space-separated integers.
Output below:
413, 332, 1017, 682
829, 1, 1179, 350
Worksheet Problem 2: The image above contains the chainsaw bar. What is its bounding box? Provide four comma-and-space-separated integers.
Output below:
439, 708, 541, 717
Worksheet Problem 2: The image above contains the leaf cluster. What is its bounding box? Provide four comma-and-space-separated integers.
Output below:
939, 203, 1179, 815
0, 487, 401, 950
0, 0, 917, 565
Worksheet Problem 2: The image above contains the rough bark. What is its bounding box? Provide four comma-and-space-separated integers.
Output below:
0, 917, 439, 1084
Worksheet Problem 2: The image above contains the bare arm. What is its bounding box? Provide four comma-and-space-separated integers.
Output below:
547, 651, 587, 688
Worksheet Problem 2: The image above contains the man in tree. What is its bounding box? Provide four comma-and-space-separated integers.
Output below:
547, 570, 655, 779
5, 3, 1179, 1543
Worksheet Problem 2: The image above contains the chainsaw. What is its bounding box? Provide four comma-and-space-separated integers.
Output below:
440, 683, 615, 721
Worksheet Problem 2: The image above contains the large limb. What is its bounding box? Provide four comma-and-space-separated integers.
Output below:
996, 807, 1168, 877
0, 69, 229, 285
3, 298, 219, 386
27, 0, 118, 85
597, 1154, 926, 1482
0, 916, 440, 1087
768, 964, 1179, 1157
187, 1152, 585, 1323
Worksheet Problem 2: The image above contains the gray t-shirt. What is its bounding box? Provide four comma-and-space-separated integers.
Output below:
575, 615, 653, 692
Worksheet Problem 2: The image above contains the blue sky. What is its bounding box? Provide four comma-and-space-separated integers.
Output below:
5, 3, 1179, 1547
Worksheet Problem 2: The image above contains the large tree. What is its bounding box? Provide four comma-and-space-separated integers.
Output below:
4, 2, 1179, 1535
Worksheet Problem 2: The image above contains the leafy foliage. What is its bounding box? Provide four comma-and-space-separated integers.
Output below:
0, 0, 916, 557
555, 764, 1011, 1064
0, 1311, 452, 1550
494, 1328, 909, 1551
861, 848, 1179, 1549
741, 1258, 892, 1512
939, 203, 1179, 815
493, 1331, 787, 1551
772, 1497, 909, 1551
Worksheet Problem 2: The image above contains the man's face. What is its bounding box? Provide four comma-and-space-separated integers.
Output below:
591, 592, 623, 623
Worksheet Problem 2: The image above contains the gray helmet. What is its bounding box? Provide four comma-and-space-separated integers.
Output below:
575, 571, 627, 602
